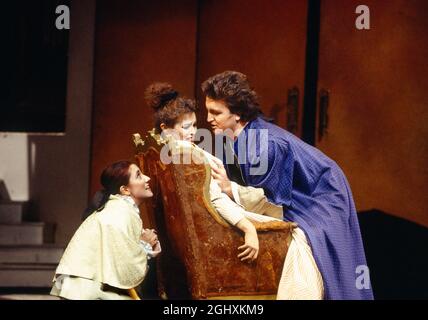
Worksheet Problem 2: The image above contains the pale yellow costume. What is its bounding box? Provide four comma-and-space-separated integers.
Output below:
174, 140, 324, 300
50, 195, 149, 300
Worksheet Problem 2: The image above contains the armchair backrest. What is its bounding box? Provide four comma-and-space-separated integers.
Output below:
133, 130, 292, 299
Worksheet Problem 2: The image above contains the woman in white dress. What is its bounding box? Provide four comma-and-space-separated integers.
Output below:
146, 83, 324, 299
51, 161, 161, 300
145, 83, 285, 263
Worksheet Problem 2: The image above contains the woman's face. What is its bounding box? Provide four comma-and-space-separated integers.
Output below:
163, 112, 197, 142
122, 164, 153, 203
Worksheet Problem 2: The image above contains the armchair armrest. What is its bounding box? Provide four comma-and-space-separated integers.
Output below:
250, 220, 297, 232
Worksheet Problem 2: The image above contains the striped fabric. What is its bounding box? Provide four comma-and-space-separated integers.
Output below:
277, 227, 324, 300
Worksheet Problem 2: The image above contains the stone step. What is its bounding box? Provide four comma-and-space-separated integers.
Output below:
0, 245, 64, 264
0, 201, 30, 224
0, 223, 55, 245
0, 263, 57, 287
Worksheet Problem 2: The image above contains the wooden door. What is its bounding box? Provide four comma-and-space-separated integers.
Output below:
196, 0, 308, 136
316, 0, 428, 226
89, 0, 198, 199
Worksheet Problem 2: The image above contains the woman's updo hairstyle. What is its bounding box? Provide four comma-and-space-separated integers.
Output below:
145, 82, 198, 133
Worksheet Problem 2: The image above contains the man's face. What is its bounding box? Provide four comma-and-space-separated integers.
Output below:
205, 97, 240, 135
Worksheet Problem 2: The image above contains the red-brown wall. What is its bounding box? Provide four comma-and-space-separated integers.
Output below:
90, 0, 198, 218
196, 0, 308, 133
317, 0, 428, 227
90, 0, 428, 228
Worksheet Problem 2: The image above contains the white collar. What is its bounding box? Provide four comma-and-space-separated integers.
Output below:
117, 195, 140, 216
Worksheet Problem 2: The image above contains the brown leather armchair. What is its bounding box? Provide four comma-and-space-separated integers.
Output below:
133, 130, 294, 299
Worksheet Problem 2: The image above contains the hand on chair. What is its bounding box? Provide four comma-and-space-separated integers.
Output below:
236, 218, 259, 262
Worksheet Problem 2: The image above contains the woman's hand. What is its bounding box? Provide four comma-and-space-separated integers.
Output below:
151, 240, 162, 257
236, 218, 259, 262
210, 158, 233, 199
141, 228, 158, 247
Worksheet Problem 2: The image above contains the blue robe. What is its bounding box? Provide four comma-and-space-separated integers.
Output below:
224, 117, 374, 300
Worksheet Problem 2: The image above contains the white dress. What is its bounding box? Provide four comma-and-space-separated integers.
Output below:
50, 195, 160, 300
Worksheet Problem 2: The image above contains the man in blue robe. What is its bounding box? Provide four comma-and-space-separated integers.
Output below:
201, 71, 374, 300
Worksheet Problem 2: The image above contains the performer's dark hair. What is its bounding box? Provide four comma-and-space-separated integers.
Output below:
82, 160, 133, 220
201, 71, 261, 122
145, 82, 198, 133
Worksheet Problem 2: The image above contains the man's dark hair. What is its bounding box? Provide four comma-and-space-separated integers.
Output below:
201, 71, 261, 122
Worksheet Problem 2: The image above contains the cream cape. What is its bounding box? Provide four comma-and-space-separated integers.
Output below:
53, 195, 148, 289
